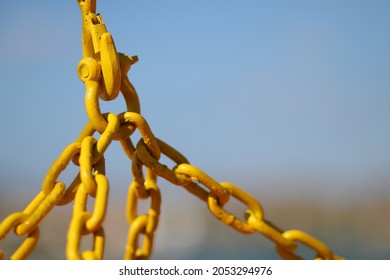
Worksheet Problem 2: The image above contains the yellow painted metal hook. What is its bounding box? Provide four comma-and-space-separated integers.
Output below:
78, 0, 96, 58
77, 0, 121, 101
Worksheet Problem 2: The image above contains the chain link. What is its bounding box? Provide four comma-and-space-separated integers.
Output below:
125, 168, 161, 259
0, 0, 343, 260
67, 174, 108, 260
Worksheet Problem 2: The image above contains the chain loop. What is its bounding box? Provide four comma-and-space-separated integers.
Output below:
67, 211, 105, 260
0, 212, 40, 260
119, 137, 137, 160
42, 142, 81, 195
208, 182, 263, 234
58, 174, 82, 206
127, 169, 161, 231
85, 175, 109, 233
136, 139, 209, 202
0, 213, 27, 240
246, 212, 297, 251
10, 228, 40, 260
118, 53, 140, 113
125, 163, 161, 260
80, 136, 98, 195
124, 215, 153, 260
130, 153, 148, 199
174, 164, 230, 206
94, 113, 120, 158
119, 112, 161, 159
16, 182, 66, 236
275, 230, 343, 260
67, 173, 108, 259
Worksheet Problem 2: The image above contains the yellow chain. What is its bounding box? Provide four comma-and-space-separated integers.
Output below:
125, 168, 161, 259
0, 0, 343, 260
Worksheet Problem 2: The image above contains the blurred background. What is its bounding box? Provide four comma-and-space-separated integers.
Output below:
0, 0, 389, 259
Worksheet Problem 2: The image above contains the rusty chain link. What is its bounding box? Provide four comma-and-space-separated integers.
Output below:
0, 0, 343, 260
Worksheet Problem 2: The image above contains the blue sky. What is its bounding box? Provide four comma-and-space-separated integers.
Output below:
0, 0, 389, 200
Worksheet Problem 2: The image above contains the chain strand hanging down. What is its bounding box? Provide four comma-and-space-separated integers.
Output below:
0, 0, 343, 260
